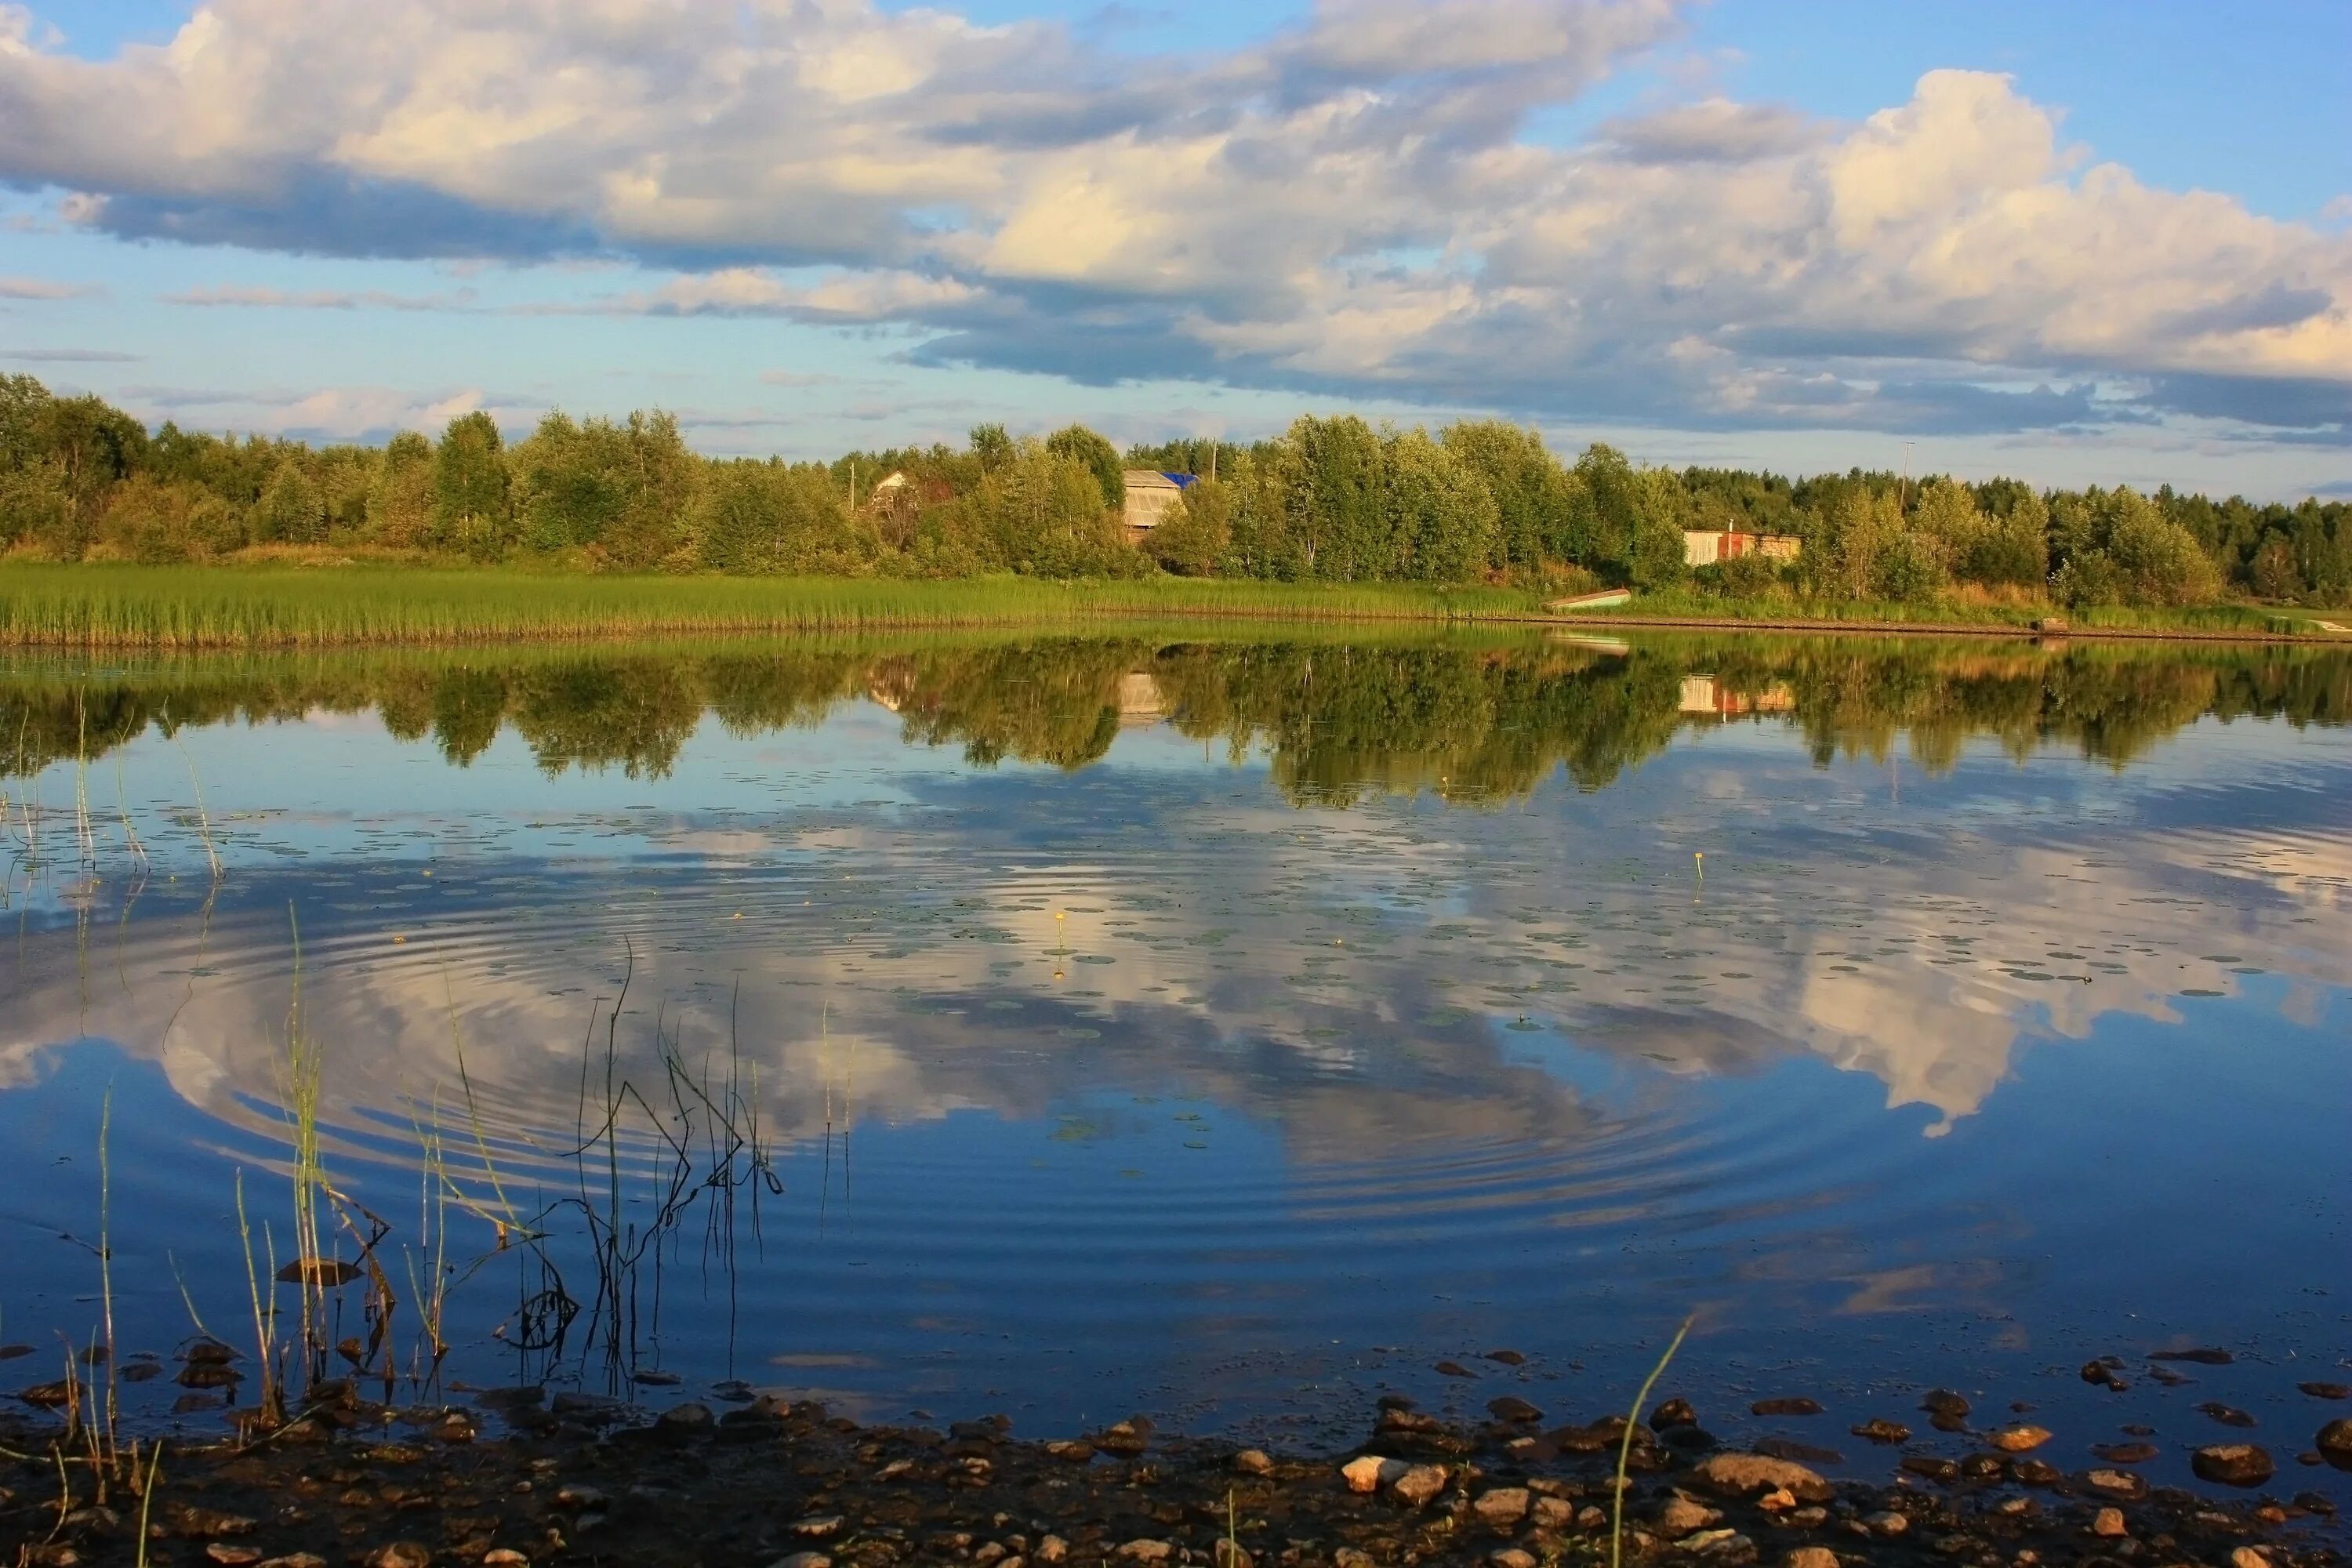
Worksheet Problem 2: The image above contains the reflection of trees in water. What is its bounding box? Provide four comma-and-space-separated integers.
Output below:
4, 636, 2349, 795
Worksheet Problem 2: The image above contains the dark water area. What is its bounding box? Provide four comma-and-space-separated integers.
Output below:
2, 630, 2348, 1494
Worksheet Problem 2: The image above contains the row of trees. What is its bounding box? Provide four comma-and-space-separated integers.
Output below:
3, 375, 2347, 608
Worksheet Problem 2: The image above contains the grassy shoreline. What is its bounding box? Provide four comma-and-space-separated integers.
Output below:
2, 563, 2343, 648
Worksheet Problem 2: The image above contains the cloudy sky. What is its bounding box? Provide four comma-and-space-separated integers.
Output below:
1, 0, 2347, 495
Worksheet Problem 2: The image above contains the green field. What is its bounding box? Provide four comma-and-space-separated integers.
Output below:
0, 565, 1544, 648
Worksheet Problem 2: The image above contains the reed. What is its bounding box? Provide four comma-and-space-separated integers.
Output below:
0, 565, 1543, 648
1612, 1316, 1693, 1568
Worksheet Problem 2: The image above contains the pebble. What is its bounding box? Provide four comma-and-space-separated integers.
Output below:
2198, 1402, 2256, 1428
790, 1515, 845, 1538
2318, 1418, 2352, 1472
2193, 1444, 2275, 1487
1333, 1552, 1374, 1568
1485, 1349, 1526, 1366
1391, 1464, 1449, 1508
1989, 1425, 2051, 1453
1849, 1419, 1909, 1445
2089, 1509, 2127, 1539
767, 1554, 831, 1568
361, 1546, 431, 1568
552, 1484, 605, 1512
1532, 1496, 1574, 1529
1473, 1487, 1530, 1527
205, 1548, 262, 1567
1657, 1497, 1723, 1537
1490, 1552, 1537, 1568
655, 1402, 714, 1435
1863, 1512, 1908, 1537
1232, 1449, 1272, 1475
1751, 1398, 1823, 1417
1486, 1396, 1544, 1424
1652, 1399, 1699, 1429
2299, 1382, 2350, 1400
256, 1557, 327, 1568
2230, 1551, 2271, 1568
1784, 1550, 1840, 1568
1921, 1390, 1969, 1417
1435, 1361, 1473, 1378
1211, 1541, 1250, 1568
1036, 1536, 1069, 1563
2149, 1347, 2232, 1364
1341, 1455, 1399, 1494
2082, 1469, 2149, 1501
1115, 1540, 1173, 1563
481, 1555, 528, 1567
2091, 1442, 2159, 1465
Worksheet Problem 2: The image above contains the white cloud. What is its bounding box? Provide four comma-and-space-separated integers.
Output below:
0, 1, 2343, 437
165, 283, 478, 310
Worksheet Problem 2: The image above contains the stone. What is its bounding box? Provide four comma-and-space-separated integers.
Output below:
1921, 1390, 1969, 1418
1036, 1537, 1069, 1564
256, 1558, 328, 1568
1862, 1513, 1908, 1537
2010, 1460, 2063, 1488
2299, 1383, 2350, 1400
172, 1510, 260, 1540
361, 1547, 431, 1568
1784, 1550, 1839, 1568
1436, 1361, 1474, 1377
1212, 1541, 1250, 1568
1657, 1498, 1723, 1537
1690, 1454, 1833, 1505
1474, 1488, 1531, 1528
2090, 1510, 2127, 1538
1490, 1552, 1538, 1568
2198, 1403, 2256, 1428
2192, 1445, 2274, 1487
205, 1548, 263, 1567
1232, 1449, 1273, 1475
1392, 1465, 1450, 1508
2082, 1360, 2125, 1388
1046, 1440, 1094, 1463
2082, 1470, 2149, 1501
768, 1555, 832, 1568
1751, 1399, 1824, 1417
1333, 1552, 1374, 1568
1486, 1348, 1527, 1365
1900, 1457, 1958, 1486
1990, 1426, 2052, 1453
655, 1402, 713, 1436
2318, 1419, 2352, 1472
1650, 1398, 1697, 1429
482, 1555, 528, 1567
1115, 1541, 1173, 1563
1341, 1456, 1402, 1494
2229, 1551, 2270, 1568
1679, 1530, 1759, 1563
1849, 1420, 1909, 1445
551, 1485, 605, 1512
791, 1516, 846, 1539
2148, 1347, 2232, 1365
1532, 1497, 1575, 1530
1487, 1396, 1544, 1424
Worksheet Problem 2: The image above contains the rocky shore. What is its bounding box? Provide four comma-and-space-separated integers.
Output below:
5, 1373, 2349, 1568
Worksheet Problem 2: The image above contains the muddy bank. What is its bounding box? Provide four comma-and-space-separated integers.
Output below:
6, 1380, 2347, 1568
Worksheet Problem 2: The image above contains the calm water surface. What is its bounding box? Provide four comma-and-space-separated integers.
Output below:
2, 631, 2348, 1486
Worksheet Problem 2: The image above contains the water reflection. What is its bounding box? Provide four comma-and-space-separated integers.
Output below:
1, 632, 2347, 1446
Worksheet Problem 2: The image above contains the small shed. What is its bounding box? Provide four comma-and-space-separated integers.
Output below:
1122, 470, 1195, 533
1682, 530, 1800, 568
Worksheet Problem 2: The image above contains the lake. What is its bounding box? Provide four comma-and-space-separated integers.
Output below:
2, 630, 2348, 1490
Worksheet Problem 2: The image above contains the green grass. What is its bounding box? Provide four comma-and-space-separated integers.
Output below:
0, 565, 1545, 648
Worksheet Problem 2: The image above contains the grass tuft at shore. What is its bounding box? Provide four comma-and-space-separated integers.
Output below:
0, 566, 1542, 648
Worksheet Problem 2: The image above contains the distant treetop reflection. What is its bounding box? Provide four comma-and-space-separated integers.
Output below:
5, 632, 2347, 797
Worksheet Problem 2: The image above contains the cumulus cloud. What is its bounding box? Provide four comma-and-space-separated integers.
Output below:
0, 0, 2346, 437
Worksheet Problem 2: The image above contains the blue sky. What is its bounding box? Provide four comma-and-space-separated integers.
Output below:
2, 0, 2347, 495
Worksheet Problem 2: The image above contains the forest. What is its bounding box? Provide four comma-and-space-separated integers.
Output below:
3, 373, 2347, 610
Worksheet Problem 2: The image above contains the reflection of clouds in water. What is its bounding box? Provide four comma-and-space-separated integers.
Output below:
4, 747, 2347, 1174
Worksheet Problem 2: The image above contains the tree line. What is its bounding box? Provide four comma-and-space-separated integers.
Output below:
3, 374, 2347, 608
9, 637, 2345, 795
